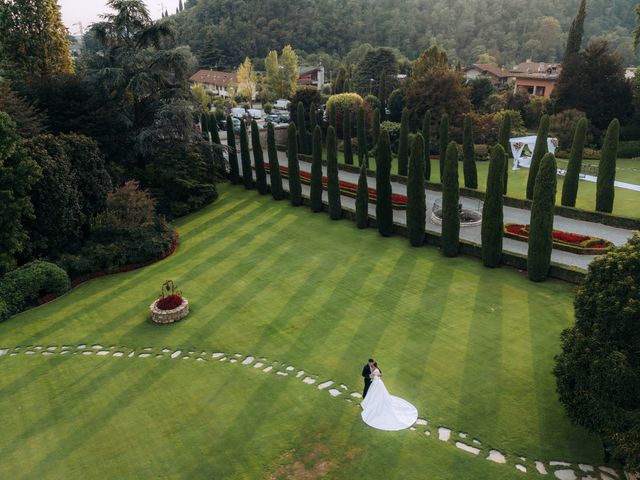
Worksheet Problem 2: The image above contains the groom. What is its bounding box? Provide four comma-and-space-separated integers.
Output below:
362, 358, 375, 398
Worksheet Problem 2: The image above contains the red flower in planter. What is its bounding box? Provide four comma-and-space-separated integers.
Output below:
157, 294, 184, 311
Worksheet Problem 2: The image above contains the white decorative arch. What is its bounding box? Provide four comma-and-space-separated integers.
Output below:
509, 136, 558, 171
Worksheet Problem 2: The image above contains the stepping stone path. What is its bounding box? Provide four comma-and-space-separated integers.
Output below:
1, 342, 625, 480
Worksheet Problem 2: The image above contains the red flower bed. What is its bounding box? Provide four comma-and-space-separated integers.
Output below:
156, 294, 184, 311
263, 163, 408, 209
504, 224, 613, 255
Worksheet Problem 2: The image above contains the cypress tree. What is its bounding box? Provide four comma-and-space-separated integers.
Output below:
356, 160, 369, 229
527, 153, 557, 282
343, 108, 353, 165
397, 108, 410, 176
329, 105, 337, 129
462, 115, 478, 189
422, 111, 431, 181
287, 123, 302, 206
376, 131, 393, 236
372, 108, 381, 149
438, 114, 449, 182
595, 118, 620, 213
407, 133, 426, 246
209, 113, 221, 144
326, 126, 342, 219
441, 141, 460, 257
357, 105, 368, 167
240, 121, 253, 189
310, 125, 323, 212
481, 145, 506, 267
526, 114, 550, 200
251, 121, 268, 194
498, 114, 512, 195
309, 103, 317, 130
561, 117, 587, 207
226, 115, 240, 184
563, 0, 586, 62
267, 123, 284, 200
297, 102, 308, 154
201, 113, 209, 136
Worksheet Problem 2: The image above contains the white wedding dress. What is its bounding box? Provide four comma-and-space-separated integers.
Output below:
361, 368, 418, 431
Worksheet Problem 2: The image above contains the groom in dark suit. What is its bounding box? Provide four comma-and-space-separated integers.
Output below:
362, 358, 375, 398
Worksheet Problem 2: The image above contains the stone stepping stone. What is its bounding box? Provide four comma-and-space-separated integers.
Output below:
229, 359, 237, 363
472, 439, 481, 445
302, 377, 316, 385
42, 352, 53, 356
96, 351, 110, 356
241, 356, 255, 365
143, 347, 153, 351
350, 392, 362, 399
455, 442, 480, 455
78, 344, 86, 349
286, 366, 294, 371
424, 430, 431, 436
437, 427, 451, 442
34, 346, 43, 350
82, 351, 93, 356
61, 351, 71, 355
47, 346, 57, 351
328, 389, 341, 397
276, 372, 288, 376
182, 356, 190, 360
415, 418, 428, 426
92, 344, 103, 350
212, 353, 224, 358
196, 358, 206, 362
579, 464, 594, 472
156, 354, 163, 358
553, 470, 576, 480
62, 346, 72, 350
535, 461, 548, 474
253, 362, 264, 369
296, 370, 305, 378
551, 462, 572, 467
340, 384, 348, 390
263, 366, 272, 373
458, 432, 468, 439
113, 352, 124, 357
318, 381, 333, 390
486, 450, 506, 464
139, 353, 151, 358
171, 350, 182, 359
218, 357, 227, 362
515, 464, 527, 473
599, 467, 618, 478
162, 348, 171, 353
409, 427, 416, 431
0, 349, 8, 356
25, 350, 35, 355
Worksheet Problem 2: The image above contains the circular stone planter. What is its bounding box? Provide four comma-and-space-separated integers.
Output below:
150, 298, 189, 324
430, 207, 482, 228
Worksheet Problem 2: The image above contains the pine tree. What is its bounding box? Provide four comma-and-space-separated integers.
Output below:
595, 118, 620, 213
287, 123, 302, 206
422, 111, 431, 181
376, 131, 393, 236
251, 121, 268, 194
481, 145, 506, 267
326, 126, 342, 219
240, 121, 253, 189
296, 102, 308, 154
528, 153, 557, 282
441, 141, 460, 257
179, 0, 184, 11
498, 114, 512, 195
526, 114, 550, 200
563, 0, 586, 62
356, 161, 369, 229
462, 115, 478, 189
267, 123, 284, 200
407, 134, 426, 246
226, 115, 240, 184
561, 117, 587, 207
343, 108, 353, 165
438, 114, 449, 182
372, 108, 381, 150
357, 106, 368, 167
554, 0, 586, 111
395, 107, 408, 176
310, 125, 323, 212
208, 113, 221, 144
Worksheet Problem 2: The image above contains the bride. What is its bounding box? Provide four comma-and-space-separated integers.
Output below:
361, 362, 418, 431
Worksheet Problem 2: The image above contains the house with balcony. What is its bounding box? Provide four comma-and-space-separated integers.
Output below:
464, 63, 511, 86
188, 70, 238, 98
510, 61, 562, 99
297, 66, 325, 90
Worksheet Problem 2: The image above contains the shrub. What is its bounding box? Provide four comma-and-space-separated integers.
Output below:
407, 134, 426, 246
526, 114, 550, 200
372, 108, 381, 148
365, 94, 380, 112
462, 115, 478, 189
296, 102, 310, 154
527, 153, 557, 281
357, 106, 368, 166
251, 121, 268, 194
287, 123, 302, 206
263, 103, 273, 114
0, 260, 71, 321
397, 108, 410, 176
561, 117, 587, 208
422, 111, 431, 181
239, 121, 253, 189
310, 125, 323, 212
267, 123, 284, 200
388, 88, 405, 122
469, 112, 498, 144
616, 140, 640, 158
326, 126, 341, 220
596, 118, 620, 213
356, 161, 369, 228
441, 141, 460, 257
493, 110, 525, 135
438, 114, 449, 182
326, 93, 364, 131
550, 109, 587, 151
481, 145, 505, 267
498, 114, 512, 195
375, 131, 393, 236
226, 115, 240, 184
380, 121, 401, 145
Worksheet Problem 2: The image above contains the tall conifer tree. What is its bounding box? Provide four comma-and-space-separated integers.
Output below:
267, 123, 284, 200
407, 134, 426, 246
310, 125, 323, 212
251, 121, 268, 194
375, 131, 393, 236
326, 126, 342, 219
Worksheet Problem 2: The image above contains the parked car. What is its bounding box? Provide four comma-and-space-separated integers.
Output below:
232, 117, 241, 134
265, 114, 280, 124
218, 118, 227, 130
247, 109, 263, 120
278, 113, 290, 123
274, 99, 290, 110
231, 107, 246, 119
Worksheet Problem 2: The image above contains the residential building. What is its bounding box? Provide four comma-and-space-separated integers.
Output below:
510, 61, 561, 99
464, 63, 511, 86
189, 70, 238, 98
298, 66, 325, 90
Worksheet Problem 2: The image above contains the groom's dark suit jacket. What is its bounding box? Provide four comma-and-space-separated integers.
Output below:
362, 364, 372, 384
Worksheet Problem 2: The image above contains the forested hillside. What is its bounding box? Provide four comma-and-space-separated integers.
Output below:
178, 0, 638, 69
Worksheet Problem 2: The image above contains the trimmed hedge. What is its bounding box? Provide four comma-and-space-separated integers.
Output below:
240, 121, 253, 189
251, 121, 268, 194
372, 108, 381, 150
596, 118, 620, 214
343, 108, 353, 165
226, 115, 240, 184
422, 111, 431, 181
326, 126, 342, 219
526, 114, 550, 200
310, 125, 324, 212
267, 123, 284, 200
375, 130, 393, 236
398, 108, 410, 176
407, 133, 426, 246
481, 145, 505, 267
287, 123, 302, 206
357, 106, 368, 167
442, 141, 460, 257
498, 114, 511, 195
528, 153, 557, 281
439, 114, 449, 182
0, 261, 71, 322
297, 102, 309, 155
356, 161, 369, 228
561, 117, 587, 208
462, 115, 478, 189
617, 140, 640, 158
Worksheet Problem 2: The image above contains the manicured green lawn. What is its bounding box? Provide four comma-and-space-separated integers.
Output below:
0, 183, 606, 478
339, 151, 640, 218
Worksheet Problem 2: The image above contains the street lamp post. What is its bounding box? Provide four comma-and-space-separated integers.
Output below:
369, 78, 374, 95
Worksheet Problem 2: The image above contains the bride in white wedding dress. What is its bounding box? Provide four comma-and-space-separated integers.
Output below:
360, 363, 418, 431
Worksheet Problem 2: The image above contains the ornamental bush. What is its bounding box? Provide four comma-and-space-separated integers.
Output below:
498, 114, 511, 195
397, 108, 410, 176
422, 111, 431, 181
526, 114, 550, 200
310, 125, 323, 212
208, 113, 221, 144
251, 121, 268, 194
554, 233, 640, 472
441, 141, 460, 257
481, 145, 506, 267
0, 260, 71, 322
357, 105, 368, 166
438, 114, 449, 182
407, 134, 426, 246
326, 93, 364, 131
226, 115, 240, 184
326, 126, 341, 219
561, 117, 587, 207
462, 115, 478, 189
239, 121, 253, 189
595, 118, 620, 213
267, 123, 284, 200
343, 108, 353, 165
375, 130, 393, 236
527, 153, 557, 281
287, 123, 302, 206
356, 161, 369, 229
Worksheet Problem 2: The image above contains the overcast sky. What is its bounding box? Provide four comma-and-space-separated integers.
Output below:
58, 0, 179, 35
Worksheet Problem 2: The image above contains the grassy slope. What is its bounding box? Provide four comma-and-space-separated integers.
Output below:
0, 184, 604, 478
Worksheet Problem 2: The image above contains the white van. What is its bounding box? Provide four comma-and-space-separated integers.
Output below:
247, 109, 263, 119
231, 107, 246, 119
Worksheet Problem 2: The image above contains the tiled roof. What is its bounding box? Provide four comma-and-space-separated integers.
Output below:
189, 70, 237, 86
510, 61, 561, 78
467, 63, 510, 78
